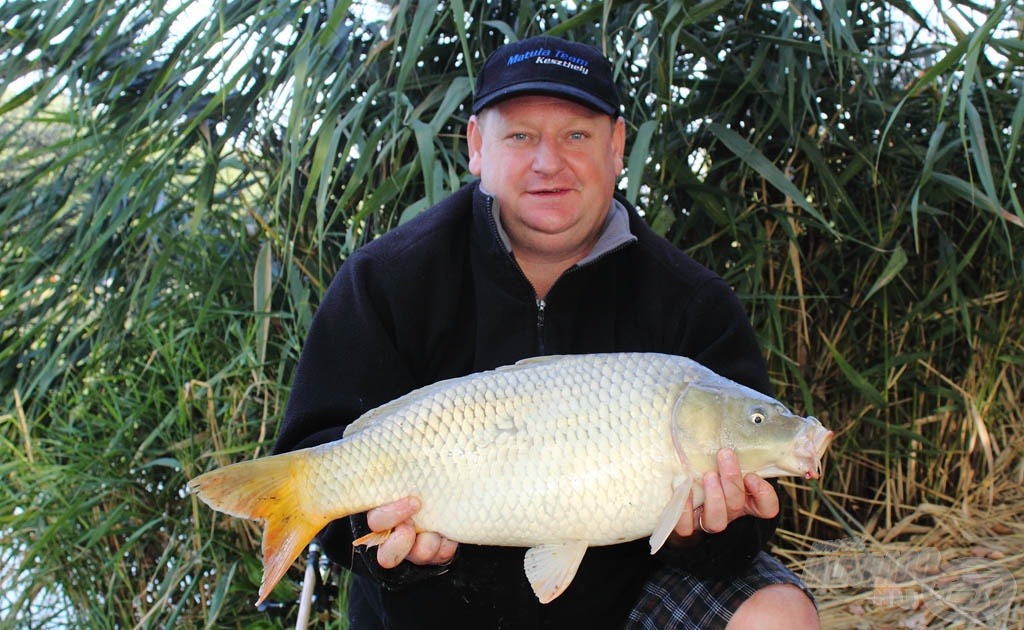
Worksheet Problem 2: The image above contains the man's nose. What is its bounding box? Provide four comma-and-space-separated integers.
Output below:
531, 138, 565, 174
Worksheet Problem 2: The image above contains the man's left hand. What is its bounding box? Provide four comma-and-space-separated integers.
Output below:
672, 448, 779, 537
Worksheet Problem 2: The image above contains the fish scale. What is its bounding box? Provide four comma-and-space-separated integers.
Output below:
189, 352, 832, 605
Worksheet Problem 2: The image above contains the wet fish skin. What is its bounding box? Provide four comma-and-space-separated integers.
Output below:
188, 352, 832, 605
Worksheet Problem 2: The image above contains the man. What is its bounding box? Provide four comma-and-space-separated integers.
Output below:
274, 35, 819, 628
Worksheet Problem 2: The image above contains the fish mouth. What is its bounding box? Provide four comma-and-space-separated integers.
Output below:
796, 420, 834, 480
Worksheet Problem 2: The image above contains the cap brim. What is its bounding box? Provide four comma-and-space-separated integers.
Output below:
472, 82, 618, 116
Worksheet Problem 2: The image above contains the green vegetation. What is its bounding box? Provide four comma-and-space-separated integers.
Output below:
1, 0, 1021, 626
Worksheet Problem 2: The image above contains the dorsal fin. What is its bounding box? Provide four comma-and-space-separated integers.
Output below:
344, 356, 573, 437
342, 377, 459, 437
505, 354, 570, 368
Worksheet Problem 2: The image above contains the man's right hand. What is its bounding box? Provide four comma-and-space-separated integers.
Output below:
366, 496, 459, 568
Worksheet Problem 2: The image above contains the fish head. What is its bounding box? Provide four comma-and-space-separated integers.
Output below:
670, 379, 833, 481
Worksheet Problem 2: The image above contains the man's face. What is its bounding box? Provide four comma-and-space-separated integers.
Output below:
467, 95, 626, 262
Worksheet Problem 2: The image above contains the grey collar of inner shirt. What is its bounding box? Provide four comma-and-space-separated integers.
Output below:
484, 191, 637, 267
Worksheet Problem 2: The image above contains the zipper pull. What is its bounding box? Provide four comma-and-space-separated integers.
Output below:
536, 298, 546, 354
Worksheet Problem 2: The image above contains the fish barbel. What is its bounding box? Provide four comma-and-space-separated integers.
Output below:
189, 353, 832, 604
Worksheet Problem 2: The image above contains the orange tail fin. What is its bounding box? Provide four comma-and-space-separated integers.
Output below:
189, 452, 326, 606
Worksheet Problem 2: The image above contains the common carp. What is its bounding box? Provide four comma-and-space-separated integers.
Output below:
189, 352, 832, 604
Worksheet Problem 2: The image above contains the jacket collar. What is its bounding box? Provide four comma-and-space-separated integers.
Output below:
475, 185, 637, 268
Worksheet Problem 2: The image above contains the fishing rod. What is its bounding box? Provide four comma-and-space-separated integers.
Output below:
257, 542, 338, 629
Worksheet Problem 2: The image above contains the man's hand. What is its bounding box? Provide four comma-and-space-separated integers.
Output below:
673, 449, 779, 537
366, 496, 459, 569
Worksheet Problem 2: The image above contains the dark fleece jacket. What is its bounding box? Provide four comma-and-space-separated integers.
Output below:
273, 182, 777, 628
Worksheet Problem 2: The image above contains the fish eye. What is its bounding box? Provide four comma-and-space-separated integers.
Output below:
750, 408, 766, 425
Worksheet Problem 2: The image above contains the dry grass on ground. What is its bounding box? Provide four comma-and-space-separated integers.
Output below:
775, 436, 1024, 629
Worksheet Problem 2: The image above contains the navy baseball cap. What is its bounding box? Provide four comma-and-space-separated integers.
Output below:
472, 36, 622, 116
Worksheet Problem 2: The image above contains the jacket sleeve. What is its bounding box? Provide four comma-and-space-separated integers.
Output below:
657, 276, 779, 578
272, 250, 449, 588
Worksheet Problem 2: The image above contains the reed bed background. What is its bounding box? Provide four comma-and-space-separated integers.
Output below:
1, 0, 1021, 627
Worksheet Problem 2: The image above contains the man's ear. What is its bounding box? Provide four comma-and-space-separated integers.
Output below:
612, 116, 626, 173
467, 114, 483, 176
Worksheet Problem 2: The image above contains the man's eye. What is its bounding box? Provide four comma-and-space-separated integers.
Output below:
569, 131, 587, 141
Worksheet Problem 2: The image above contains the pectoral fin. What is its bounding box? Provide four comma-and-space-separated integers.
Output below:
524, 541, 589, 604
649, 476, 692, 554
